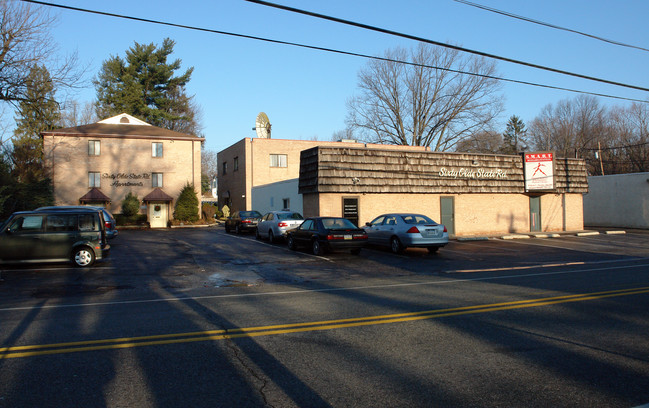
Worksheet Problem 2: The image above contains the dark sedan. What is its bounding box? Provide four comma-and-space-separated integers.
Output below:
225, 211, 262, 234
287, 217, 368, 255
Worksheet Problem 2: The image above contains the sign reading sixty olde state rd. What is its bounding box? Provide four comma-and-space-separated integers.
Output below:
102, 173, 151, 187
524, 152, 555, 191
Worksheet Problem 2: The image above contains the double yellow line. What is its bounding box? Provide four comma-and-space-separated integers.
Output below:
2, 286, 648, 359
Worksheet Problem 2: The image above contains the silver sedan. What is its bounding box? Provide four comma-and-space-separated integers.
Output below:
363, 213, 449, 253
256, 211, 304, 243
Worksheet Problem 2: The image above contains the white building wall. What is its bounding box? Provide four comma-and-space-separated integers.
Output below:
583, 173, 649, 228
251, 179, 303, 215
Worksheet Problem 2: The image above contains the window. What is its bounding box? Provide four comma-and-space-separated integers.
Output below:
300, 219, 314, 231
152, 172, 163, 188
152, 142, 163, 157
9, 216, 43, 232
88, 140, 100, 156
282, 198, 290, 210
79, 214, 99, 232
46, 215, 76, 232
222, 161, 228, 175
89, 172, 100, 188
234, 156, 239, 171
270, 154, 287, 168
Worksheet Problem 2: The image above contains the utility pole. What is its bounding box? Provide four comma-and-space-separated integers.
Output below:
597, 141, 605, 175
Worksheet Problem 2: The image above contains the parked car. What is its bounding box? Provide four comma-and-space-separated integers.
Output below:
287, 217, 368, 255
256, 211, 304, 243
37, 206, 118, 239
225, 211, 263, 234
0, 208, 111, 267
363, 213, 448, 254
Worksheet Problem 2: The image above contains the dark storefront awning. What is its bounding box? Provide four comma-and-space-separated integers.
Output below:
143, 188, 174, 202
79, 188, 110, 203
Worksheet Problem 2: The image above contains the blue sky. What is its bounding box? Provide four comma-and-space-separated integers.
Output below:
35, 0, 649, 153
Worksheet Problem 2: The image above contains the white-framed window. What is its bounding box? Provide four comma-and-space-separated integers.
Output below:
152, 142, 163, 157
88, 140, 100, 156
89, 172, 101, 188
152, 172, 163, 188
270, 154, 287, 168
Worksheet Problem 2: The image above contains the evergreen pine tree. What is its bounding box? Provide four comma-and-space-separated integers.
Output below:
174, 183, 199, 222
11, 65, 60, 184
94, 38, 199, 134
501, 115, 528, 154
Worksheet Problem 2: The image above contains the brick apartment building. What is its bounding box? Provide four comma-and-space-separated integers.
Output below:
42, 113, 204, 228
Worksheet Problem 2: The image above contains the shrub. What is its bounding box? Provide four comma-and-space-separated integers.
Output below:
202, 203, 217, 221
174, 183, 199, 222
121, 192, 140, 217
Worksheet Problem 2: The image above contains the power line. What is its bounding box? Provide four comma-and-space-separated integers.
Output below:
454, 0, 649, 54
581, 141, 649, 151
19, 0, 649, 104
245, 0, 649, 93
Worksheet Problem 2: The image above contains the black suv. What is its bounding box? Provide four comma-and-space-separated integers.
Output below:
0, 208, 110, 267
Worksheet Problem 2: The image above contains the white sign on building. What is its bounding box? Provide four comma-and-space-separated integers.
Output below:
524, 152, 555, 191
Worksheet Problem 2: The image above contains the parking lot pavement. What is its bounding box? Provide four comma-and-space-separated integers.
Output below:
1, 227, 647, 299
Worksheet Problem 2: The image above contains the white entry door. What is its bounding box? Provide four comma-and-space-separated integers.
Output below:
149, 203, 168, 228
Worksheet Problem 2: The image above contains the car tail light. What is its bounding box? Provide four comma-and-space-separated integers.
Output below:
105, 221, 111, 229
327, 235, 343, 240
242, 220, 251, 224
443, 226, 448, 233
278, 222, 288, 227
406, 226, 420, 234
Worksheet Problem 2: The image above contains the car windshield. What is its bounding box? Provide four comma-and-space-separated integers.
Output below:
277, 212, 303, 220
241, 211, 261, 218
401, 215, 437, 225
322, 218, 357, 229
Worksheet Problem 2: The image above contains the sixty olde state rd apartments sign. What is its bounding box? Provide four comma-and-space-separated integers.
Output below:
524, 152, 555, 192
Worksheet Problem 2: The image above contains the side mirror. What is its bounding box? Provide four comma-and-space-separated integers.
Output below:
365, 222, 372, 227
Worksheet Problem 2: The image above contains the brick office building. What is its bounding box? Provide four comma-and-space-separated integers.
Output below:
42, 113, 204, 228
299, 147, 588, 237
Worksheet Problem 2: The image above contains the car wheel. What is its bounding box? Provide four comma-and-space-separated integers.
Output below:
287, 236, 297, 251
225, 225, 231, 233
235, 224, 241, 234
73, 247, 95, 267
255, 228, 261, 240
427, 246, 440, 253
268, 230, 275, 244
390, 236, 403, 254
312, 240, 325, 256
351, 248, 361, 255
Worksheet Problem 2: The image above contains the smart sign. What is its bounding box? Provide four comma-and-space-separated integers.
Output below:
524, 152, 555, 191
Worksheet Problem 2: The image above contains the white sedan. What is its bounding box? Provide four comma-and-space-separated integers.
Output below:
256, 211, 304, 243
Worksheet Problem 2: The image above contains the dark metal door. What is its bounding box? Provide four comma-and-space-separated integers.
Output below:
342, 198, 359, 227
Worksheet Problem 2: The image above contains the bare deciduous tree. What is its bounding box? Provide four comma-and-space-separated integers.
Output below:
59, 100, 98, 127
454, 130, 503, 154
346, 43, 504, 151
608, 103, 649, 173
528, 95, 608, 159
0, 1, 81, 105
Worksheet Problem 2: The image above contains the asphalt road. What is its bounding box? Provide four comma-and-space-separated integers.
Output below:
1, 227, 648, 407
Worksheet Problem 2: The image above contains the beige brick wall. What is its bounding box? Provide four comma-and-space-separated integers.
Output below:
217, 138, 429, 212
44, 135, 201, 216
310, 192, 584, 236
